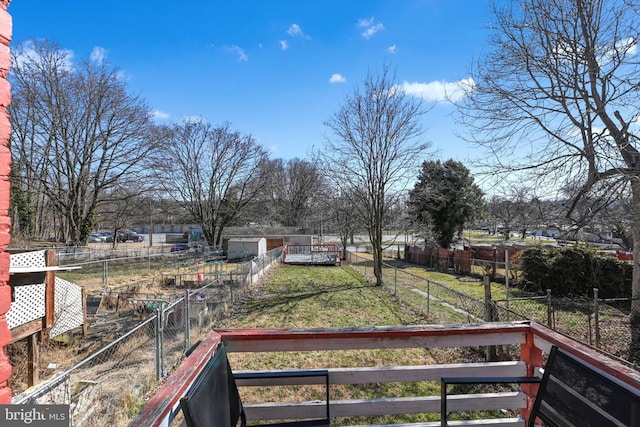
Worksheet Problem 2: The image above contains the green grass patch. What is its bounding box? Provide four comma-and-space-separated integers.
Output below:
222, 264, 506, 425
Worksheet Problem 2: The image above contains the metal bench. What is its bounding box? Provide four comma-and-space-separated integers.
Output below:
441, 345, 640, 426
180, 343, 330, 427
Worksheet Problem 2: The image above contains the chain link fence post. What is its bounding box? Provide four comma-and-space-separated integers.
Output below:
427, 279, 430, 318
594, 288, 600, 348
394, 267, 397, 295
155, 309, 161, 381
185, 288, 191, 352
546, 289, 553, 328
159, 307, 165, 377
103, 259, 109, 287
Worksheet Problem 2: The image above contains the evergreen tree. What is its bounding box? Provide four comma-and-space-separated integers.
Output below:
408, 160, 483, 248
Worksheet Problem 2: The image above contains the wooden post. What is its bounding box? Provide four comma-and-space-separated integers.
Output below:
27, 332, 39, 387
43, 249, 56, 334
484, 265, 497, 361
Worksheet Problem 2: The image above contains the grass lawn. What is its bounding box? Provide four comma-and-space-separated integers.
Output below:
220, 264, 505, 426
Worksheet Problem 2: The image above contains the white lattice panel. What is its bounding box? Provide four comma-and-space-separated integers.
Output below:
50, 277, 84, 338
7, 284, 45, 329
7, 251, 48, 330
10, 250, 47, 268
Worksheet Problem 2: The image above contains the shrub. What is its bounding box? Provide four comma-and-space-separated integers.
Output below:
519, 246, 631, 298
592, 254, 632, 299
519, 247, 550, 292
546, 247, 591, 296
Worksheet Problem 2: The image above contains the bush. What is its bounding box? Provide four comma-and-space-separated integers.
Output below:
546, 247, 591, 296
519, 247, 550, 291
519, 246, 631, 298
592, 254, 632, 299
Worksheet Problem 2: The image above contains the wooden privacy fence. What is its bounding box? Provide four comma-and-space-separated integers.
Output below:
405, 245, 523, 277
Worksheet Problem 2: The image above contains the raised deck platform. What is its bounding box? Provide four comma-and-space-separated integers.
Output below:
131, 322, 640, 427
282, 244, 342, 266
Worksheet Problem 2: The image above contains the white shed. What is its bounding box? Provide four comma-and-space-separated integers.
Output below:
227, 237, 267, 261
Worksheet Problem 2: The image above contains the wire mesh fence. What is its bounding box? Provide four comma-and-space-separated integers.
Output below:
7, 245, 633, 424
13, 317, 158, 426
347, 250, 634, 361
11, 247, 283, 426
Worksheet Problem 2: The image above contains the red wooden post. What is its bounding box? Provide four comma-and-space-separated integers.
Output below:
519, 331, 542, 423
0, 0, 11, 404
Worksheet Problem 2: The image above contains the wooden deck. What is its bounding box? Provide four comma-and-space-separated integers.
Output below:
282, 244, 342, 266
130, 321, 640, 427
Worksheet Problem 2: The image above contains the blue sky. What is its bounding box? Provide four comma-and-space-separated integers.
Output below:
9, 1, 492, 163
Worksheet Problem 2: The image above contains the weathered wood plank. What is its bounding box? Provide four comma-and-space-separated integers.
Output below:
218, 323, 530, 353
242, 392, 526, 420
235, 362, 526, 386
128, 334, 221, 427
10, 318, 42, 343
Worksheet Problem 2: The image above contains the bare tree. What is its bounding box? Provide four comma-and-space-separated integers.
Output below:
156, 120, 270, 246
458, 0, 640, 357
96, 185, 145, 248
319, 66, 431, 285
592, 195, 633, 250
9, 40, 156, 245
487, 184, 547, 240
270, 158, 325, 227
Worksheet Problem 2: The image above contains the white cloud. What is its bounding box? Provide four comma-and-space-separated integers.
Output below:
625, 39, 638, 56
329, 73, 346, 83
387, 45, 397, 54
362, 23, 385, 39
399, 78, 476, 103
357, 17, 384, 39
287, 23, 308, 38
89, 46, 106, 64
116, 70, 129, 82
152, 110, 170, 120
597, 37, 638, 64
279, 40, 289, 51
357, 17, 375, 28
225, 45, 248, 62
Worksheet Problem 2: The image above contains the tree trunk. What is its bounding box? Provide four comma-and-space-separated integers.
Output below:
372, 245, 383, 286
371, 222, 384, 286
203, 228, 217, 248
630, 180, 640, 362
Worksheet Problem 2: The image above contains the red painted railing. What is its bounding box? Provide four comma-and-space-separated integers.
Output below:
130, 321, 640, 427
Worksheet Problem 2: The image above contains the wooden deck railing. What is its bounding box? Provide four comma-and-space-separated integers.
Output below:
130, 321, 640, 427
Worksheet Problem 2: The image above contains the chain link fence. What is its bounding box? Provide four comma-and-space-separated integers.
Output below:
347, 250, 634, 362
11, 247, 283, 426
8, 245, 632, 424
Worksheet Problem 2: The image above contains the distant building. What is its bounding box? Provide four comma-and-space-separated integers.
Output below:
227, 237, 267, 261
222, 226, 313, 253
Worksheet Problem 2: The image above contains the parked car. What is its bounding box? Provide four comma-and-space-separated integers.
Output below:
88, 233, 102, 243
170, 243, 189, 252
117, 231, 144, 242
98, 231, 114, 242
